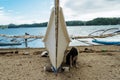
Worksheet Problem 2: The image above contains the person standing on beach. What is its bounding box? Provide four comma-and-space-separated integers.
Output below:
25, 33, 29, 48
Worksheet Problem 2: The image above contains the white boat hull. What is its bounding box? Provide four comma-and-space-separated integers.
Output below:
43, 7, 70, 71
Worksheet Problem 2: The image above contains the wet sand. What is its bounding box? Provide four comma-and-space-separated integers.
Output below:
0, 45, 120, 80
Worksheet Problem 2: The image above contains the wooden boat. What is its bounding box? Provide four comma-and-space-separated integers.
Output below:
92, 39, 120, 45
43, 6, 70, 72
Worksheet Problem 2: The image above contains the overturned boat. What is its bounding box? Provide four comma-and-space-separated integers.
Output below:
43, 0, 70, 72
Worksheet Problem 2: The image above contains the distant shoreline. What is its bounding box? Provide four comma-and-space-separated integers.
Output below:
0, 17, 120, 28
7, 25, 120, 29
0, 25, 119, 29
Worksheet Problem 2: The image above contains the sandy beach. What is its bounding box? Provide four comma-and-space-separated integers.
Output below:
0, 45, 120, 80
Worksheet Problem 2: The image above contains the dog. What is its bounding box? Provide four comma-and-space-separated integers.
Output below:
66, 47, 78, 67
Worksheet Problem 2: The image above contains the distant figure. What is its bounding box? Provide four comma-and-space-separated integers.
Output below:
25, 33, 29, 35
25, 32, 29, 48
66, 47, 78, 67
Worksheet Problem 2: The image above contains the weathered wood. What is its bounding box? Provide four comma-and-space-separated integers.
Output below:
55, 0, 59, 71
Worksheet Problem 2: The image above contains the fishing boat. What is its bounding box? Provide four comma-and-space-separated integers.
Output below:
114, 30, 120, 33
43, 0, 70, 72
0, 42, 21, 46
92, 39, 120, 45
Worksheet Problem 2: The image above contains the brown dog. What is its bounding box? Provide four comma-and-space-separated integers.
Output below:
66, 47, 78, 67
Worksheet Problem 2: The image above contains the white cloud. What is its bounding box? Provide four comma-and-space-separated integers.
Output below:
0, 8, 46, 25
1, 0, 120, 24
0, 7, 4, 10
79, 10, 120, 21
61, 0, 120, 21
0, 7, 4, 15
0, 13, 44, 25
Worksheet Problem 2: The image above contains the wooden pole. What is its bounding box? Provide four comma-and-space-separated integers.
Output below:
55, 0, 59, 70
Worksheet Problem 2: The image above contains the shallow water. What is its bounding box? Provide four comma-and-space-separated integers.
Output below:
0, 25, 120, 48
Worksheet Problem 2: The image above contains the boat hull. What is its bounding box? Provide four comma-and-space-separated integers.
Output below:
0, 42, 21, 46
43, 7, 70, 71
92, 39, 120, 45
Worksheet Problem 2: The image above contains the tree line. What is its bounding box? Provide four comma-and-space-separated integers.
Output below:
0, 17, 120, 28
66, 18, 120, 26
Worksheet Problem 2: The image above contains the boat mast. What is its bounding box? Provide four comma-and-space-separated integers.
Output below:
55, 0, 59, 69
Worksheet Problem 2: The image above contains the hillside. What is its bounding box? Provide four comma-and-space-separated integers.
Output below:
0, 17, 120, 28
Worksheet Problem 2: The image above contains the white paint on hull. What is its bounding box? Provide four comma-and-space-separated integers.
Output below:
43, 7, 70, 71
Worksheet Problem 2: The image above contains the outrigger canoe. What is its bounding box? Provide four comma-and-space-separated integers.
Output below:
92, 39, 120, 45
0, 42, 21, 46
43, 7, 70, 72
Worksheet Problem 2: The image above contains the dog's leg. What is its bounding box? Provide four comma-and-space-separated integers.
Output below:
70, 56, 73, 67
73, 56, 78, 68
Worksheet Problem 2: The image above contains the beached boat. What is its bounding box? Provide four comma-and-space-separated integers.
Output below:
0, 42, 21, 46
92, 39, 120, 45
43, 6, 70, 72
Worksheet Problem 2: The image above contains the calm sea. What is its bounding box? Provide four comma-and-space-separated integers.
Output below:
0, 25, 120, 48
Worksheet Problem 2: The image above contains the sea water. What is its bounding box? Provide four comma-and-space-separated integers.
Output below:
0, 25, 120, 48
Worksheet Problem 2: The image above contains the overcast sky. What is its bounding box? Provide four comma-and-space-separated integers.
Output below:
0, 0, 120, 24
